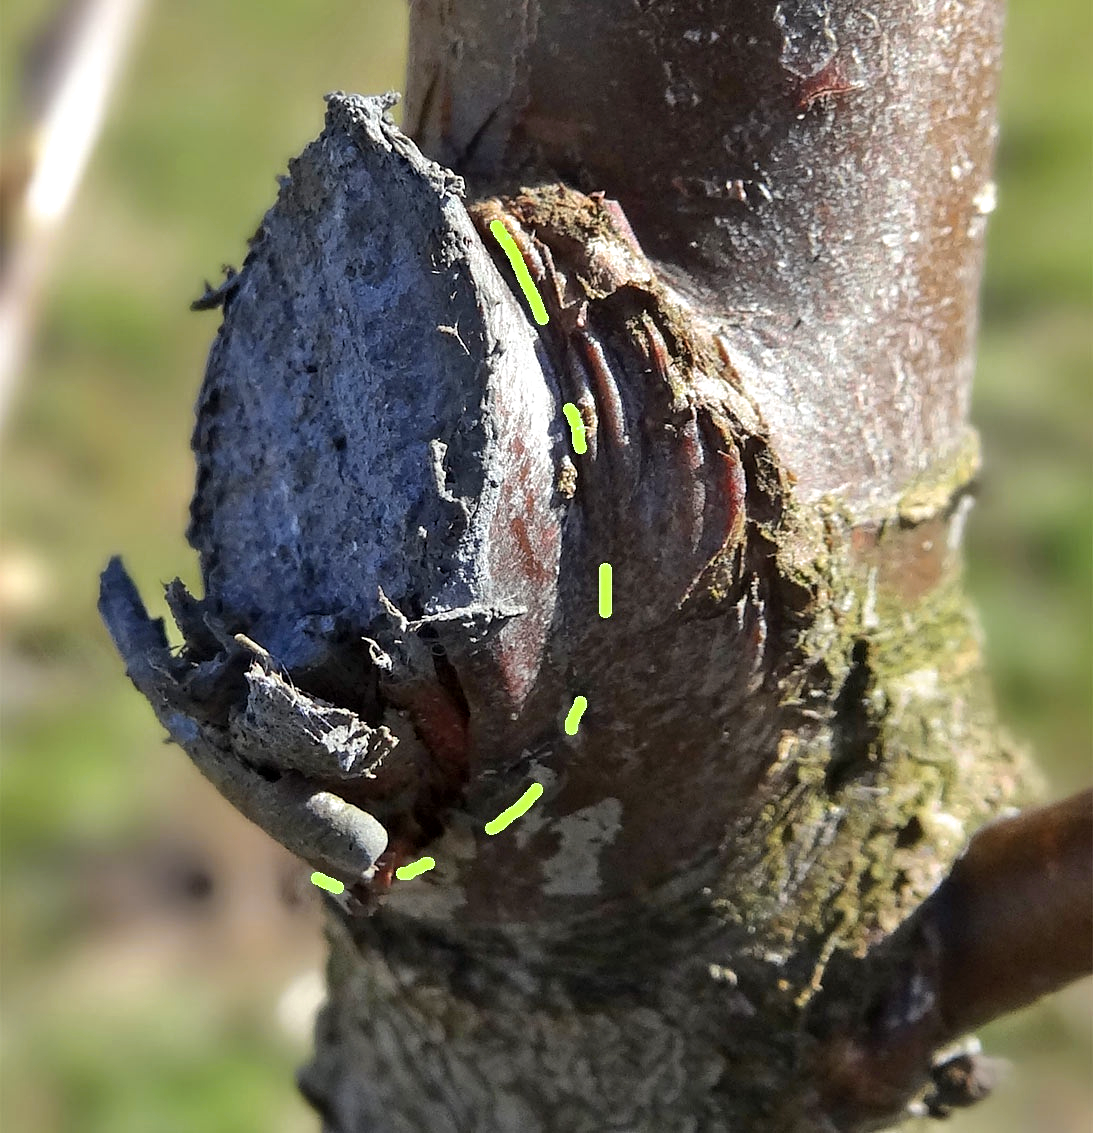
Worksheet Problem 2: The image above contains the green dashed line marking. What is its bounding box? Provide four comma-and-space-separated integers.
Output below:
599, 563, 613, 618
489, 219, 549, 325
485, 782, 544, 836
562, 402, 588, 454
323, 276, 611, 887
396, 856, 436, 881
565, 695, 588, 735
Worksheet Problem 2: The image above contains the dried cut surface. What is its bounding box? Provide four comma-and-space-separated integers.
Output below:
101, 95, 783, 913
101, 93, 563, 896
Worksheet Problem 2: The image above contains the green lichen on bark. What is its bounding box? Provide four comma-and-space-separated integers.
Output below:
714, 439, 1027, 1009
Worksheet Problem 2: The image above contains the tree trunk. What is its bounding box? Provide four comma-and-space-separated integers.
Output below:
99, 2, 1090, 1130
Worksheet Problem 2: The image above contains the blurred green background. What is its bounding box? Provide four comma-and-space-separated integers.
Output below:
1, 2, 1088, 1131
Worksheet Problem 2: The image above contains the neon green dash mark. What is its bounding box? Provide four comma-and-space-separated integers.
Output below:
489, 219, 549, 326
396, 856, 436, 881
310, 872, 345, 895
562, 402, 588, 454
564, 695, 588, 736
599, 563, 613, 618
485, 782, 544, 836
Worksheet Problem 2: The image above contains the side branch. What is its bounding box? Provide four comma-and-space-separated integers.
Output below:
805, 790, 1093, 1129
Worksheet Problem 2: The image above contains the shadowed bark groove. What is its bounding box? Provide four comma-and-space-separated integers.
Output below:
97, 2, 1091, 1131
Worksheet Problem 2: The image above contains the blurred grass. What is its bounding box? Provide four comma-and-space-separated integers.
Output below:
0, 1, 1088, 1131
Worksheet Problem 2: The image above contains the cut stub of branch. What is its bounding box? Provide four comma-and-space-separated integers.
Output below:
100, 91, 776, 915
99, 90, 565, 893
800, 790, 1093, 1130
99, 556, 390, 883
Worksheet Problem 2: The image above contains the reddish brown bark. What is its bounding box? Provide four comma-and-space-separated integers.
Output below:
807, 791, 1093, 1127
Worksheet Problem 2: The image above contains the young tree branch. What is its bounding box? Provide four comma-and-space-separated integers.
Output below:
406, 0, 1003, 513
804, 790, 1092, 1128
96, 3, 1086, 1129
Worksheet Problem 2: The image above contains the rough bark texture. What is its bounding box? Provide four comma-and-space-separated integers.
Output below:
98, 2, 1090, 1131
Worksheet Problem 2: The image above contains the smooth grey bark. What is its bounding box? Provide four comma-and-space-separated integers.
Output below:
99, 3, 1089, 1131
